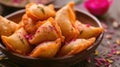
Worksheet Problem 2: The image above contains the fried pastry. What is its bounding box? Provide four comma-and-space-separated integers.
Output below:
0, 2, 104, 58
26, 3, 56, 20
30, 38, 61, 58
58, 37, 96, 57
21, 14, 45, 33
76, 20, 104, 39
1, 28, 31, 55
0, 16, 18, 36
29, 17, 64, 45
55, 2, 79, 41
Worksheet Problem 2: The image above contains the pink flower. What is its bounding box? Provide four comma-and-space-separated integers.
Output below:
111, 49, 116, 54
84, 0, 114, 16
86, 24, 91, 27
107, 54, 113, 57
24, 34, 33, 40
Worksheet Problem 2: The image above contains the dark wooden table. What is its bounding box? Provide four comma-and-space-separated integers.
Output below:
0, 0, 120, 67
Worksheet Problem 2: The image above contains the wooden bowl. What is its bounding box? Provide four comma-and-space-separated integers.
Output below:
0, 9, 104, 67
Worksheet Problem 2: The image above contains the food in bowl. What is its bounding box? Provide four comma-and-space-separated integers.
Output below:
0, 16, 18, 36
0, 2, 104, 58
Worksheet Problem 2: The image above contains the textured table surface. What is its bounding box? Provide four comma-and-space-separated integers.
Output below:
0, 0, 120, 67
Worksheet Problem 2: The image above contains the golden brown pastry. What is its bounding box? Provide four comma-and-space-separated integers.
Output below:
29, 17, 64, 45
0, 2, 104, 58
58, 37, 96, 57
1, 28, 31, 55
0, 16, 18, 36
30, 38, 61, 58
26, 3, 56, 20
55, 2, 79, 41
75, 20, 104, 39
21, 14, 45, 34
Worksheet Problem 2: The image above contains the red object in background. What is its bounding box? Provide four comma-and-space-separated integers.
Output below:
13, 0, 22, 3
84, 0, 113, 16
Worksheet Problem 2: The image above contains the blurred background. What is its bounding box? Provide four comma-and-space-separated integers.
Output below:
0, 0, 120, 67
0, 0, 83, 16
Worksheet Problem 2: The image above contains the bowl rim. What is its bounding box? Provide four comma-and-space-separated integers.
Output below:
0, 9, 104, 60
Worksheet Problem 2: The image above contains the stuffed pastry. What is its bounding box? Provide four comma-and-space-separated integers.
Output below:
58, 37, 96, 57
26, 3, 56, 20
75, 20, 104, 39
30, 38, 61, 58
1, 28, 31, 55
21, 14, 45, 33
55, 2, 79, 41
0, 16, 18, 36
29, 17, 64, 45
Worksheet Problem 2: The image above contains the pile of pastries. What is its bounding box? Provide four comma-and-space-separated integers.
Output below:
0, 2, 104, 58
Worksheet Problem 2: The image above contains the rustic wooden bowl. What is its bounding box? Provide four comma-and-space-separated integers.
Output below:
0, 9, 104, 67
